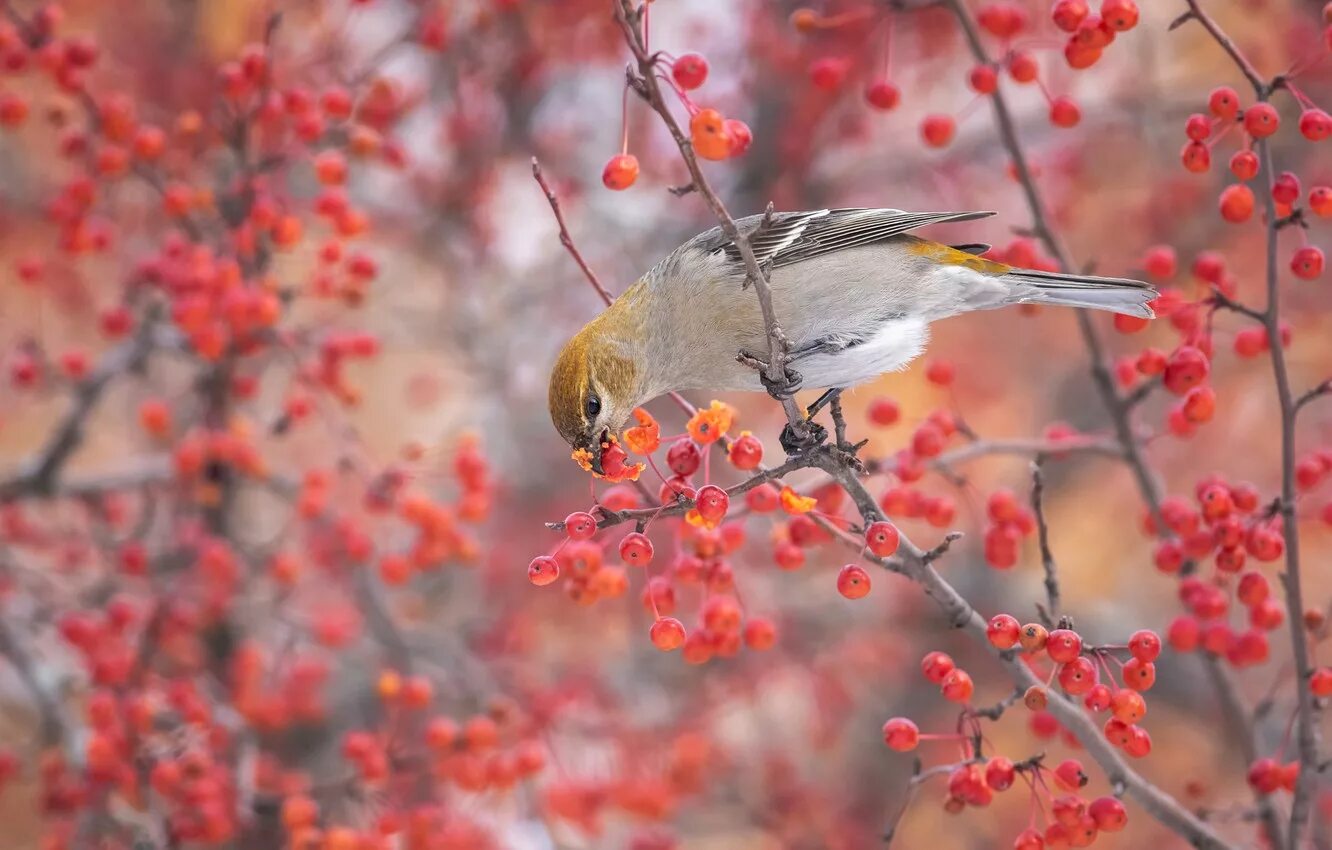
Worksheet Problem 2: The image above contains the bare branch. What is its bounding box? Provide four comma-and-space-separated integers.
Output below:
531, 157, 616, 307
1030, 460, 1061, 624
612, 0, 811, 447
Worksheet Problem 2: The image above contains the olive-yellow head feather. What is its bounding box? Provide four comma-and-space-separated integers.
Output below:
548, 304, 644, 468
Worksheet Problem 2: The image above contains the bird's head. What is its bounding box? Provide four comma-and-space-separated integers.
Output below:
548, 313, 642, 474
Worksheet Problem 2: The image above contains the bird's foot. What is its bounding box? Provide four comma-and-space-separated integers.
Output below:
738, 348, 804, 400
759, 366, 803, 400
780, 418, 827, 455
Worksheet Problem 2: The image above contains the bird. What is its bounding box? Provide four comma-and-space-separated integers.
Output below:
548, 208, 1155, 470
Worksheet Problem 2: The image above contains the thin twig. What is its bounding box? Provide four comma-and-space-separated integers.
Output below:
1030, 459, 1061, 624
531, 157, 616, 307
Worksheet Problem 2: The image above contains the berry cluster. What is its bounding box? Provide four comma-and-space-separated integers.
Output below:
883, 626, 1140, 847
1179, 84, 1328, 280
783, 0, 1139, 150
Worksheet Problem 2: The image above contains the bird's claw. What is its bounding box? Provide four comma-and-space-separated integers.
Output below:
780, 419, 827, 455
759, 366, 803, 400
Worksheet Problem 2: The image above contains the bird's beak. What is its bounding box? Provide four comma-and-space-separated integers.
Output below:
576, 431, 606, 475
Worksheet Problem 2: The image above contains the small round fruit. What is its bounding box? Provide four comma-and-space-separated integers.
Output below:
650, 617, 686, 651
865, 521, 900, 557
882, 717, 920, 751
601, 154, 639, 191
528, 555, 559, 586
837, 564, 871, 599
564, 512, 597, 540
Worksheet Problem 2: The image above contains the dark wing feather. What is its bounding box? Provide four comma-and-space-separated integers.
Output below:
713, 208, 996, 270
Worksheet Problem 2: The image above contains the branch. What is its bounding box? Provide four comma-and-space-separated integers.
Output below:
1175, 1, 1322, 840
531, 157, 616, 307
1203, 654, 1286, 850
1294, 380, 1332, 416
822, 454, 1237, 849
0, 612, 67, 748
1030, 460, 1061, 624
0, 322, 158, 501
612, 0, 811, 446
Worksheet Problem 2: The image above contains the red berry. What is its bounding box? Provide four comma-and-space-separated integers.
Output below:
921, 650, 955, 683
1101, 0, 1138, 30
1164, 346, 1209, 394
1311, 185, 1332, 216
1312, 666, 1332, 697
921, 114, 956, 148
695, 485, 730, 523
671, 53, 709, 90
1229, 149, 1259, 180
808, 56, 849, 90
868, 397, 901, 426
1007, 50, 1039, 83
1128, 629, 1161, 661
925, 359, 955, 386
528, 555, 559, 586
1273, 171, 1301, 204
1219, 183, 1255, 223
1122, 657, 1156, 691
940, 668, 974, 703
865, 521, 900, 557
968, 65, 998, 95
1142, 245, 1177, 279
1054, 758, 1088, 790
618, 532, 654, 567
986, 756, 1016, 791
1291, 246, 1324, 280
1051, 0, 1089, 31
602, 154, 639, 191
564, 512, 597, 540
728, 432, 763, 470
987, 614, 1021, 649
1243, 103, 1280, 138
1248, 757, 1281, 794
1300, 108, 1332, 141
1185, 113, 1211, 141
743, 617, 777, 650
837, 564, 871, 599
666, 438, 701, 476
1047, 629, 1083, 663
882, 717, 920, 751
1208, 86, 1240, 119
724, 119, 752, 157
978, 3, 1028, 37
1180, 140, 1210, 173
865, 80, 901, 110
1089, 796, 1128, 831
650, 617, 686, 651
1058, 657, 1096, 694
1050, 96, 1081, 128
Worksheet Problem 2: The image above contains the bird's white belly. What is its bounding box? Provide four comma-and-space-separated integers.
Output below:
795, 317, 929, 389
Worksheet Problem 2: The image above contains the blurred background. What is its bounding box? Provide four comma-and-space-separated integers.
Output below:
0, 0, 1330, 848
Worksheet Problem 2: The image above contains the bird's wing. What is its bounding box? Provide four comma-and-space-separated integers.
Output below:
701, 208, 997, 271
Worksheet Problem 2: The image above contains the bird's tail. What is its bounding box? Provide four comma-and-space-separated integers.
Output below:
1003, 269, 1156, 319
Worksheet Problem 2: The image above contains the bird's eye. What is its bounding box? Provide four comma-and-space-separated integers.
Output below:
585, 395, 601, 419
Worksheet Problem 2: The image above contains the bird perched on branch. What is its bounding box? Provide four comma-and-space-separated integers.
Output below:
549, 208, 1155, 470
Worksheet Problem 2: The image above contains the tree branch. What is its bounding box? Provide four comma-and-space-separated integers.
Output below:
531, 157, 616, 307
1030, 460, 1061, 624
612, 0, 811, 447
